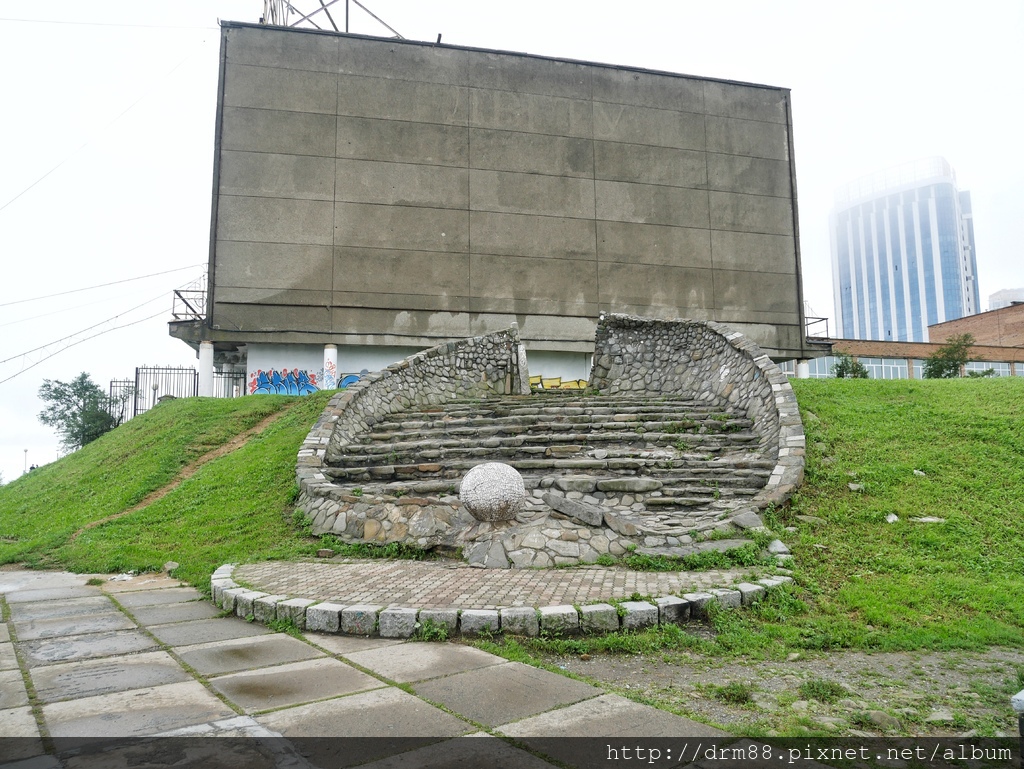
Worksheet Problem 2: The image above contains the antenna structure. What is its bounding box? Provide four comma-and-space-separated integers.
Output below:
261, 1, 403, 38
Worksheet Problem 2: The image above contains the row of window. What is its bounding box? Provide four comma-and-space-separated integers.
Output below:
779, 357, 1021, 379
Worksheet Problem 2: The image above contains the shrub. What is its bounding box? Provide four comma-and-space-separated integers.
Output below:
924, 333, 974, 378
832, 354, 869, 379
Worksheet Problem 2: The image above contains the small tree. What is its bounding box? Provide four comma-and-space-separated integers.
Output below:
38, 373, 116, 452
923, 333, 974, 379
832, 353, 869, 379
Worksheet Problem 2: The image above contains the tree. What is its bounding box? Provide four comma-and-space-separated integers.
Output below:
38, 373, 116, 452
923, 333, 974, 379
832, 353, 869, 379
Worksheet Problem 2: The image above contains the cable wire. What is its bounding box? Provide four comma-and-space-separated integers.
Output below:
0, 291, 170, 365
0, 17, 216, 30
0, 264, 203, 308
0, 309, 168, 385
0, 37, 211, 215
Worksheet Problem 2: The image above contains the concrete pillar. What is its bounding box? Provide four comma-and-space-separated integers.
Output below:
323, 344, 338, 390
796, 359, 810, 379
199, 341, 214, 397
906, 358, 915, 379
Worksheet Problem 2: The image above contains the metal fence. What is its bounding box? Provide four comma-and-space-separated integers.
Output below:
107, 379, 135, 425
125, 367, 199, 417
213, 371, 246, 399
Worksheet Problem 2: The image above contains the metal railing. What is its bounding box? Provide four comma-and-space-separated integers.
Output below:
172, 274, 207, 322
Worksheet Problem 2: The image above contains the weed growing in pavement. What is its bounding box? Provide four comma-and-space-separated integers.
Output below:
414, 618, 449, 642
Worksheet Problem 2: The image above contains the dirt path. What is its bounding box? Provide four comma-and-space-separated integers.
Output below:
68, 409, 289, 543
538, 640, 1024, 737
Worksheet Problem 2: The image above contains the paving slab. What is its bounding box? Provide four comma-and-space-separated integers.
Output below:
0, 706, 44, 761
100, 574, 189, 593
0, 625, 8, 642
256, 686, 473, 739
209, 657, 385, 713
7, 596, 114, 622
303, 632, 403, 655
0, 669, 29, 709
413, 661, 600, 727
146, 616, 271, 647
176, 633, 324, 677
4, 586, 101, 604
358, 733, 559, 768
29, 651, 192, 703
344, 642, 505, 683
42, 680, 236, 738
128, 600, 223, 626
112, 587, 203, 608
0, 570, 89, 594
0, 642, 18, 670
13, 612, 136, 641
498, 693, 729, 738
18, 630, 158, 668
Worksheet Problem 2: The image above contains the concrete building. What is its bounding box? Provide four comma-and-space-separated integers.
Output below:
170, 21, 815, 394
989, 288, 1024, 311
830, 157, 979, 343
782, 302, 1024, 379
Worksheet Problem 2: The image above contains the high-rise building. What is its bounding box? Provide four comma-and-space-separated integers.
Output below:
830, 157, 979, 341
989, 288, 1024, 311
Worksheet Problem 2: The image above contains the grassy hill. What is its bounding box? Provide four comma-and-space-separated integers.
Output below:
1, 378, 1023, 654
0, 392, 333, 586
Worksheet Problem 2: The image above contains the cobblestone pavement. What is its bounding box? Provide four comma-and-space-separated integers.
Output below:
0, 568, 729, 768
234, 559, 750, 609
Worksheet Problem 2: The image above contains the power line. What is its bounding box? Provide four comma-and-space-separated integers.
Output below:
0, 291, 170, 365
0, 17, 217, 30
0, 309, 169, 386
0, 37, 211, 215
0, 265, 204, 308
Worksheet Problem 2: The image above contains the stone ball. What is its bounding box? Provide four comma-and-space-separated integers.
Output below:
459, 462, 526, 522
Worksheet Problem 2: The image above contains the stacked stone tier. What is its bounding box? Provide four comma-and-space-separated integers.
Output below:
309, 392, 775, 551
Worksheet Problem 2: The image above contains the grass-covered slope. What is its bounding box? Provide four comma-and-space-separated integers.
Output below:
779, 377, 1024, 651
0, 393, 332, 586
1, 378, 1023, 654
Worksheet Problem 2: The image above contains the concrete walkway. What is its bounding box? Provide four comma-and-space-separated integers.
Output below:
0, 568, 731, 768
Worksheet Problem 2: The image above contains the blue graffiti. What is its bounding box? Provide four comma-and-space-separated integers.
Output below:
249, 368, 319, 396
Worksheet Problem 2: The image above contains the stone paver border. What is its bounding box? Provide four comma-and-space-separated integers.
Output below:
212, 563, 793, 639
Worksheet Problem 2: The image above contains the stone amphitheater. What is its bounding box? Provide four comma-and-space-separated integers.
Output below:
295, 314, 804, 570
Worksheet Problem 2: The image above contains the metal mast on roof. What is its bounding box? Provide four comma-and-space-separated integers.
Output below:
261, 1, 403, 37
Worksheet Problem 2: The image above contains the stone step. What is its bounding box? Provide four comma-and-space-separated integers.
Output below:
369, 412, 751, 435
330, 439, 744, 468
658, 485, 759, 498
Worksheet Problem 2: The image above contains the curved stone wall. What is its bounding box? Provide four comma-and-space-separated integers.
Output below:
295, 315, 803, 566
589, 313, 804, 506
296, 325, 530, 528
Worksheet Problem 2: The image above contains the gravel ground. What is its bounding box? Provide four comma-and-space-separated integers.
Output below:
537, 638, 1024, 737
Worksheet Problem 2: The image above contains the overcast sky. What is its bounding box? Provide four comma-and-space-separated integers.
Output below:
1, 0, 1021, 483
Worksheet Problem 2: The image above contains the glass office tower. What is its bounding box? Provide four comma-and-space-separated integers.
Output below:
830, 157, 979, 341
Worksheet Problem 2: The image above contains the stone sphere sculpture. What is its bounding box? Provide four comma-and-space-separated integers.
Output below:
459, 462, 526, 521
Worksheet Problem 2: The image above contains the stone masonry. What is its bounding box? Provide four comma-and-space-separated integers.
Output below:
295, 316, 804, 568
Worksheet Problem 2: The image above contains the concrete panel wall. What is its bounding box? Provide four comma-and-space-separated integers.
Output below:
205, 23, 809, 358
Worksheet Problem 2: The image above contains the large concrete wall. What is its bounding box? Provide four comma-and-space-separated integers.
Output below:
195, 21, 811, 358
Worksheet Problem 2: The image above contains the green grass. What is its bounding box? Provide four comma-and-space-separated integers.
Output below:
0, 393, 332, 586
776, 378, 1024, 652
3, 377, 1024, 658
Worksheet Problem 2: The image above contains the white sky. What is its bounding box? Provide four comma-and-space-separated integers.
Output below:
1, 0, 1021, 483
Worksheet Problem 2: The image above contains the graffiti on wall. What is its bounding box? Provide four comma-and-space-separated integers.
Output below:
339, 371, 366, 388
249, 369, 320, 395
323, 360, 338, 390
